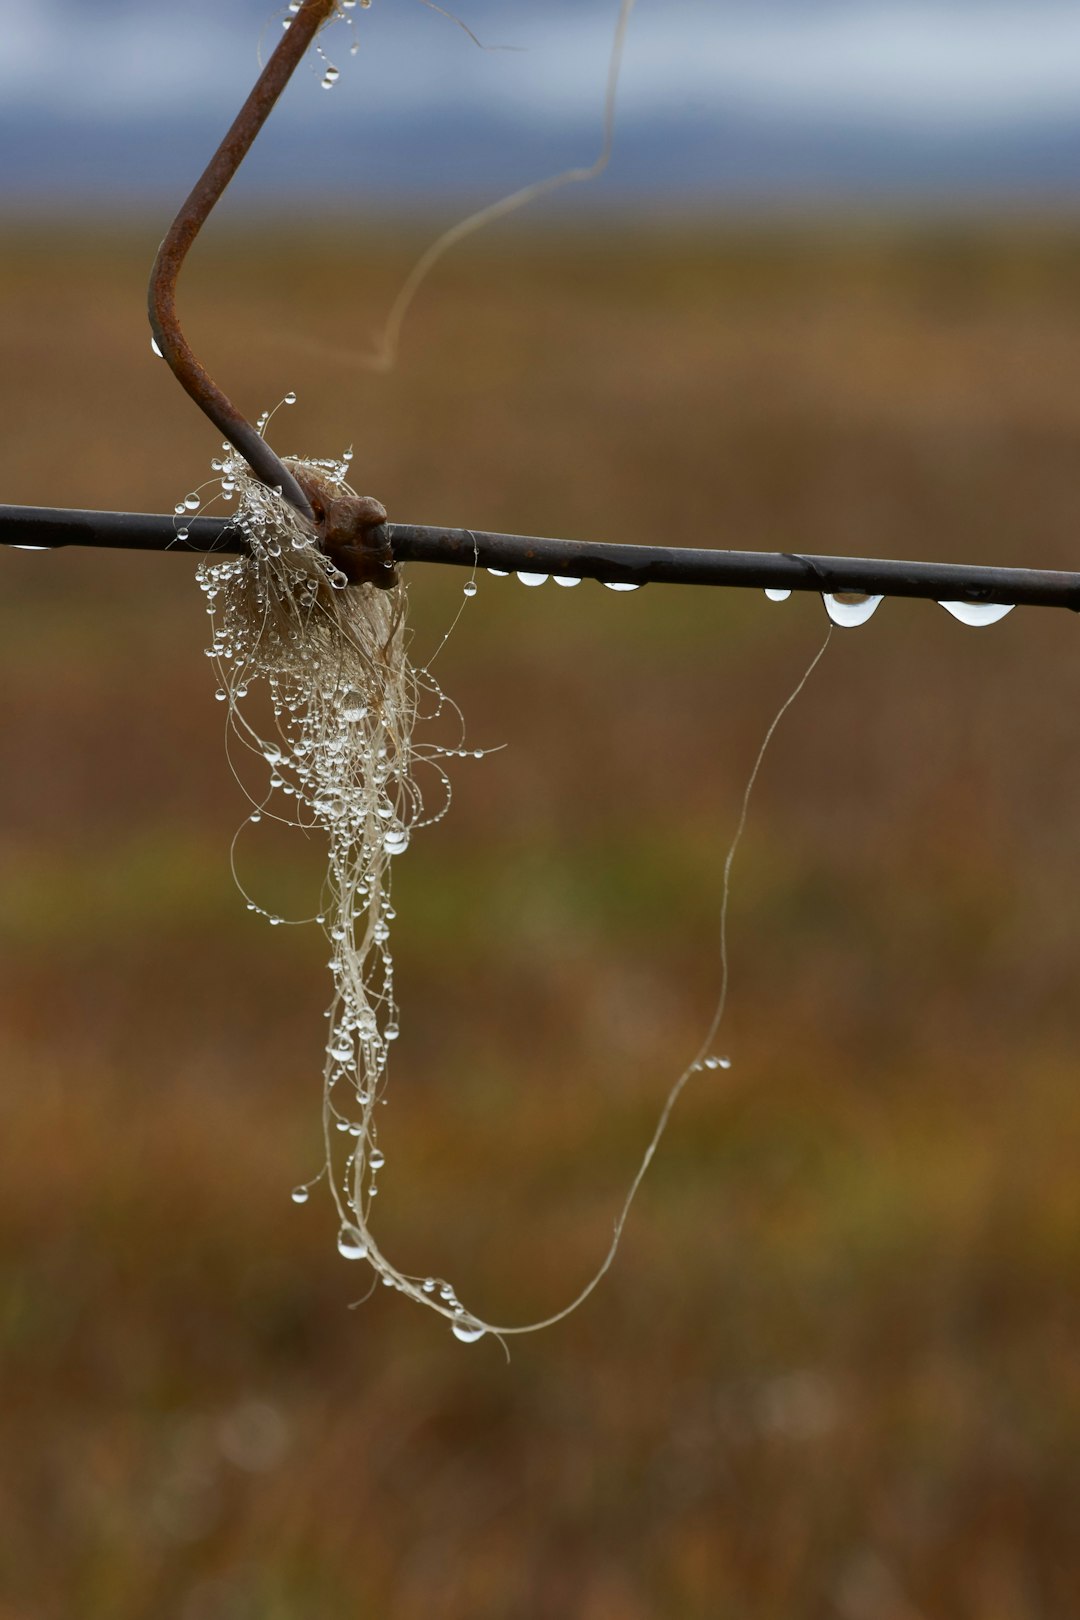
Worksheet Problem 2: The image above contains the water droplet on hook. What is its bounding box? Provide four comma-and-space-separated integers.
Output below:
517, 572, 548, 588
291, 1186, 309, 1205
150, 336, 163, 357
487, 568, 510, 577
553, 575, 583, 588
603, 580, 641, 593
937, 600, 1015, 627
822, 592, 883, 628
12, 544, 49, 551
765, 588, 791, 602
337, 1228, 367, 1260
451, 1317, 486, 1344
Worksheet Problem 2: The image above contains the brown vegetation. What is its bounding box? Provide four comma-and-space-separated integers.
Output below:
1, 222, 1078, 1618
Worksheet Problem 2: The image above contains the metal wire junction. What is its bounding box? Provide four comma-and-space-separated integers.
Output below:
2, 505, 1078, 611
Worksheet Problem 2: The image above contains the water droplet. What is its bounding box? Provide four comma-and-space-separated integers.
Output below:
937, 599, 1015, 627
516, 572, 548, 588
176, 527, 189, 541
341, 691, 368, 722
463, 581, 478, 598
553, 575, 582, 588
314, 789, 346, 819
603, 580, 641, 592
822, 592, 883, 628
249, 811, 262, 823
369, 1148, 385, 1170
184, 493, 201, 512
383, 827, 410, 856
321, 67, 340, 89
337, 1228, 367, 1260
703, 1055, 732, 1071
487, 568, 510, 577
12, 544, 50, 551
291, 1186, 309, 1204
150, 336, 163, 357
284, 390, 297, 405
451, 1317, 486, 1344
765, 588, 792, 603
422, 1277, 436, 1293
385, 1023, 400, 1041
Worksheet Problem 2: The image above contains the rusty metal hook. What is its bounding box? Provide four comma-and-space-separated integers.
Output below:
148, 0, 340, 520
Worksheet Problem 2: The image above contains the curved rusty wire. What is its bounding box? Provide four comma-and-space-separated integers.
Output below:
148, 0, 340, 520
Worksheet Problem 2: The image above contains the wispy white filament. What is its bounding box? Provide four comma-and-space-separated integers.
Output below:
197, 449, 829, 1350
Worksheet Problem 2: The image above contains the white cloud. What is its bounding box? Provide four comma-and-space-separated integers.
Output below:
0, 0, 1079, 132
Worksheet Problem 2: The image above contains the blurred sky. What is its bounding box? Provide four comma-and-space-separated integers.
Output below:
2, 0, 1079, 213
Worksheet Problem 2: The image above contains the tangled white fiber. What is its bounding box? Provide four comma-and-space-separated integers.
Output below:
194, 437, 830, 1351
197, 446, 504, 1344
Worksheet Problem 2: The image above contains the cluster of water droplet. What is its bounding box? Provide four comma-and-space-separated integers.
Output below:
195, 441, 490, 1347
762, 588, 1015, 629
281, 0, 369, 80
486, 568, 641, 592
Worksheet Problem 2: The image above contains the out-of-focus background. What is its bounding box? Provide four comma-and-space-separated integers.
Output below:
2, 4, 1079, 1617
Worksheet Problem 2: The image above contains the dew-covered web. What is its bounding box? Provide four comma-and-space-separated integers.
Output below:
190, 420, 832, 1350
195, 430, 504, 1345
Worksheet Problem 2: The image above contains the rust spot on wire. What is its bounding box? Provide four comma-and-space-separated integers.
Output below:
292, 466, 398, 590
148, 0, 339, 521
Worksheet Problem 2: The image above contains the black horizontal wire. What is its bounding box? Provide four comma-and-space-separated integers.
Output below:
2, 503, 1079, 612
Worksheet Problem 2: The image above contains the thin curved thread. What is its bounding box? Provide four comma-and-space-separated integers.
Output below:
414, 0, 524, 53
486, 627, 834, 1337
365, 0, 636, 372
148, 0, 340, 517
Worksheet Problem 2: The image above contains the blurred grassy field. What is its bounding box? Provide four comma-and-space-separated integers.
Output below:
1, 220, 1079, 1619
